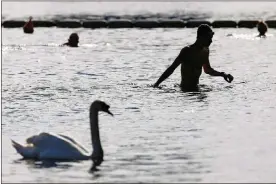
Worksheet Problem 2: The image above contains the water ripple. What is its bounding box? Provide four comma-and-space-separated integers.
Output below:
2, 26, 276, 183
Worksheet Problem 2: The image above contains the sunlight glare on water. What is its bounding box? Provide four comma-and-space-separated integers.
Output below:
2, 2, 276, 183
2, 27, 276, 183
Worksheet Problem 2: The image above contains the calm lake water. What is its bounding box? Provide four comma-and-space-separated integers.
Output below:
2, 2, 276, 183
2, 2, 276, 21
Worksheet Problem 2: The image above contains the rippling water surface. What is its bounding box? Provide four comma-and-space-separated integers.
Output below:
2, 27, 276, 183
2, 2, 276, 183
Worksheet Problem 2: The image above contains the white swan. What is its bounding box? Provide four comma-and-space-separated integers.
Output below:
11, 100, 113, 167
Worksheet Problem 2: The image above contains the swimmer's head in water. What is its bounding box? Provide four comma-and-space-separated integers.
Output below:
197, 24, 214, 47
68, 33, 79, 47
257, 21, 268, 36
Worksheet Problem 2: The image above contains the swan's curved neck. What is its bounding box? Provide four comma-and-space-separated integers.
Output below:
90, 108, 103, 156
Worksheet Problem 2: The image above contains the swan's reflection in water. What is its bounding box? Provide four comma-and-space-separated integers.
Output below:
87, 153, 210, 182
13, 158, 74, 169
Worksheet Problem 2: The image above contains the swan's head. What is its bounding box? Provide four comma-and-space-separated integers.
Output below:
91, 100, 113, 116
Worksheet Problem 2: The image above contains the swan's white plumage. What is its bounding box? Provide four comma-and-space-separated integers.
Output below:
11, 100, 113, 166
12, 132, 90, 160
57, 134, 89, 154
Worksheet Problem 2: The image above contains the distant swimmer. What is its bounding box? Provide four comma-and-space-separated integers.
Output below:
257, 21, 268, 37
153, 24, 234, 92
23, 16, 34, 34
62, 33, 79, 47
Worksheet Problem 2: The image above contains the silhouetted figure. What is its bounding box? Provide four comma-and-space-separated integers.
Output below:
23, 16, 34, 34
257, 21, 268, 37
153, 24, 234, 92
62, 33, 79, 47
